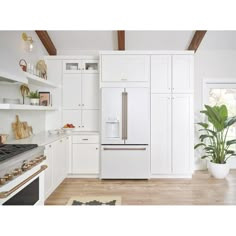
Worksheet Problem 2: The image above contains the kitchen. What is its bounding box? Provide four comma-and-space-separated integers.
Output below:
1, 30, 236, 206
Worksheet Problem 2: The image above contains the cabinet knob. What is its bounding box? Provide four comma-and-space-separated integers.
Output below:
60, 140, 63, 143
78, 104, 80, 106
96, 148, 98, 150
82, 68, 84, 70
82, 126, 84, 128
49, 145, 52, 148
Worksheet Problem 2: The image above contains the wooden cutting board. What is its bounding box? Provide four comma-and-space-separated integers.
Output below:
12, 115, 33, 139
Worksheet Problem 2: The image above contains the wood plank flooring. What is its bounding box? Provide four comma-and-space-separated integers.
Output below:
45, 170, 236, 205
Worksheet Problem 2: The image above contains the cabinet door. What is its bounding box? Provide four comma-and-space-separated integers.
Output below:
82, 60, 99, 73
62, 74, 82, 109
72, 144, 99, 174
81, 74, 99, 109
172, 55, 193, 93
81, 110, 99, 131
62, 110, 82, 129
101, 55, 150, 82
44, 143, 53, 199
65, 136, 71, 174
151, 55, 171, 93
151, 94, 172, 174
172, 94, 193, 174
63, 60, 82, 73
52, 139, 66, 187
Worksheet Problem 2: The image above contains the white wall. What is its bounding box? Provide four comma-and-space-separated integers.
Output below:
0, 31, 48, 140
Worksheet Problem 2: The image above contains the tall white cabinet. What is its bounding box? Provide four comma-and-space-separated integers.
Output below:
151, 53, 194, 177
62, 57, 99, 131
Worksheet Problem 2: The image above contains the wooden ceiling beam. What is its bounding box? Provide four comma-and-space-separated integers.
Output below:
188, 30, 207, 52
35, 31, 57, 55
117, 30, 125, 50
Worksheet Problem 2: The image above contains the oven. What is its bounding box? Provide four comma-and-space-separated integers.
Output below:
0, 145, 47, 206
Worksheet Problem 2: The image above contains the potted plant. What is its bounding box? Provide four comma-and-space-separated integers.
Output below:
195, 104, 236, 179
28, 90, 40, 105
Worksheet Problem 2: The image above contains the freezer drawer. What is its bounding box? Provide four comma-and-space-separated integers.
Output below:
100, 145, 150, 179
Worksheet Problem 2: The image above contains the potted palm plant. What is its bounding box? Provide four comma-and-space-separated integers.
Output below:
195, 104, 236, 179
28, 90, 40, 105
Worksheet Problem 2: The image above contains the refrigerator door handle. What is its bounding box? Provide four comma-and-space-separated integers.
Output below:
103, 147, 146, 151
122, 91, 128, 140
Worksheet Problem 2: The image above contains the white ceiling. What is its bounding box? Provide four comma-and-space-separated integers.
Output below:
47, 30, 236, 54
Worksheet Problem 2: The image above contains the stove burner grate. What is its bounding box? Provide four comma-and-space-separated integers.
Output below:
0, 144, 38, 163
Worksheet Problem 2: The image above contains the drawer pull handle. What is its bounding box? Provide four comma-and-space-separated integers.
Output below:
82, 139, 88, 141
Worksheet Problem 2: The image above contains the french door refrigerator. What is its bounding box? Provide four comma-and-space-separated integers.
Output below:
101, 87, 150, 179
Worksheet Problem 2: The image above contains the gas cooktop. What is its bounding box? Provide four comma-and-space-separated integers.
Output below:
0, 144, 38, 163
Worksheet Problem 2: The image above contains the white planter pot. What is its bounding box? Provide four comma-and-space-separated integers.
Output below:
209, 162, 230, 179
30, 98, 39, 105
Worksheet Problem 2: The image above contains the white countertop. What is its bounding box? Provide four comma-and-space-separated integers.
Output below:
6, 131, 100, 146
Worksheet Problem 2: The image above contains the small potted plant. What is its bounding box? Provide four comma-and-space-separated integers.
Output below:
28, 90, 40, 105
195, 104, 236, 179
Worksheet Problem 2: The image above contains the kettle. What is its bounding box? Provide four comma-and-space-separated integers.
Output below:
0, 134, 8, 144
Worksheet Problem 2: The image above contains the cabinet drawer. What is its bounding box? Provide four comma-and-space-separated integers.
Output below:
72, 135, 99, 144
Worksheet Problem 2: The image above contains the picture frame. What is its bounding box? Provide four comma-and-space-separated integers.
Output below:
39, 92, 50, 106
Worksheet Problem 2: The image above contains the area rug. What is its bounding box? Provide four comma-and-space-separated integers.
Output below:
67, 196, 122, 205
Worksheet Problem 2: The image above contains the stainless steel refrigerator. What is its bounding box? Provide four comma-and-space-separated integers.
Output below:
100, 87, 150, 179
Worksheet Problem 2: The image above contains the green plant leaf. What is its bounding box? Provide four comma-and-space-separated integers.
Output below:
225, 116, 236, 127
194, 143, 206, 149
201, 155, 211, 159
199, 134, 213, 142
196, 122, 208, 129
226, 139, 236, 146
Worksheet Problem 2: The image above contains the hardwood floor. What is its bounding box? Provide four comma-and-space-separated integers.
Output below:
45, 170, 236, 205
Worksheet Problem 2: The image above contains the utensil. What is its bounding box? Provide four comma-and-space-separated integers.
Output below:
12, 115, 32, 139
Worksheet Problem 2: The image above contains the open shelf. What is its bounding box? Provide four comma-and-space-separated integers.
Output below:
0, 70, 28, 84
0, 70, 60, 88
24, 72, 59, 88
0, 103, 58, 111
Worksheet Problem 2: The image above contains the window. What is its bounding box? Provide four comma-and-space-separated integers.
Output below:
203, 79, 236, 168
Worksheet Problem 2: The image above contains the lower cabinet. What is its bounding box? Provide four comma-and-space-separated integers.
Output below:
71, 135, 99, 175
44, 136, 70, 200
151, 93, 193, 177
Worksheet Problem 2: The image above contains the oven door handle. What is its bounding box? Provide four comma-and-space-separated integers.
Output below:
0, 165, 47, 199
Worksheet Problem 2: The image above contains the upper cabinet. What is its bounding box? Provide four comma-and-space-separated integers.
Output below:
172, 55, 194, 93
63, 59, 99, 74
151, 55, 171, 93
151, 54, 193, 93
101, 55, 150, 82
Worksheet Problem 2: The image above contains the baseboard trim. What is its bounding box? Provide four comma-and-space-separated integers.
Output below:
151, 174, 192, 179
67, 174, 99, 178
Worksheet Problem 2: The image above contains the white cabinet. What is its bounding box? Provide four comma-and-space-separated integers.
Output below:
101, 55, 150, 82
44, 137, 69, 200
72, 144, 99, 174
44, 143, 53, 199
150, 53, 193, 177
151, 94, 172, 174
151, 94, 193, 176
172, 55, 193, 93
151, 54, 193, 94
52, 138, 66, 187
71, 135, 100, 175
63, 74, 82, 109
82, 74, 99, 109
151, 55, 171, 93
62, 57, 99, 132
172, 94, 193, 174
63, 59, 99, 74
